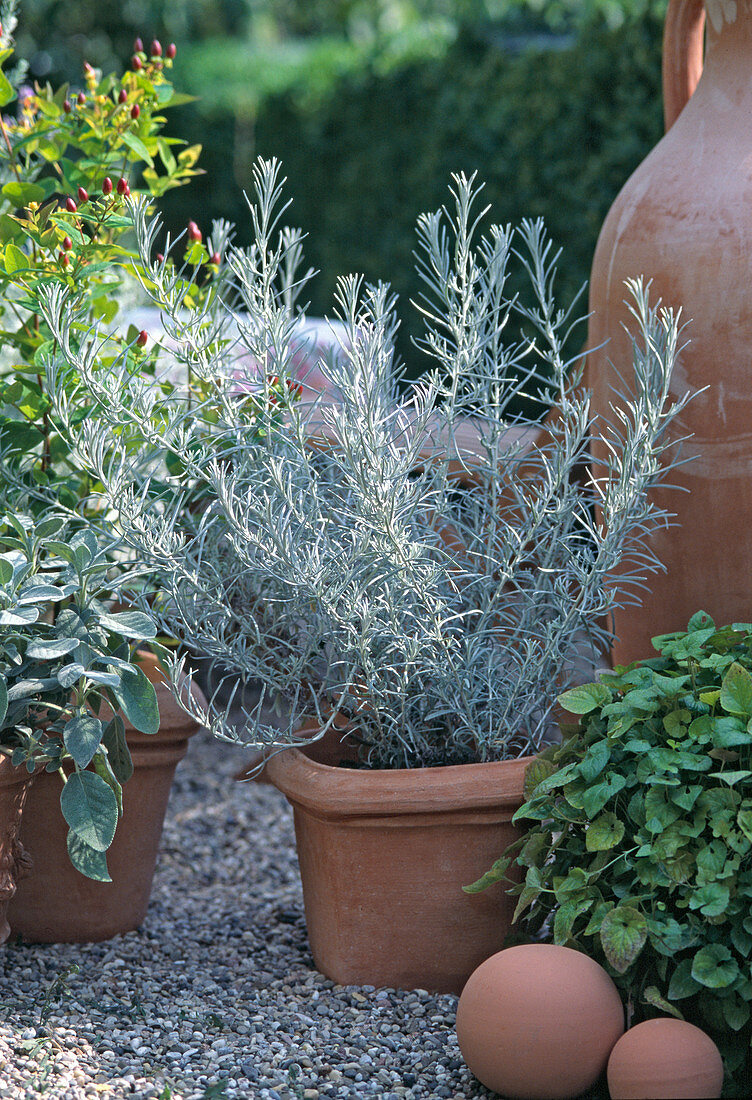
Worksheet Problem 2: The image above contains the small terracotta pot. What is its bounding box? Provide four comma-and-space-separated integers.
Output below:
0, 757, 33, 944
263, 745, 530, 993
8, 651, 205, 943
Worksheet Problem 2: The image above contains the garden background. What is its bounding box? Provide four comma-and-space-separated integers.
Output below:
15, 0, 666, 368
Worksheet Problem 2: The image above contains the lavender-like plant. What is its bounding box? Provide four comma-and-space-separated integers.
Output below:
39, 160, 694, 769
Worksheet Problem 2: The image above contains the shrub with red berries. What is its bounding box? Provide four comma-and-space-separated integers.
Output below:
0, 23, 204, 517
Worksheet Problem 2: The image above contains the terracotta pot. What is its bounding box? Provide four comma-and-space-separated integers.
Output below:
263, 745, 529, 993
0, 757, 33, 944
586, 0, 752, 662
8, 651, 205, 943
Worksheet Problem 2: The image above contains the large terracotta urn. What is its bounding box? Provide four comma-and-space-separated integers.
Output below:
587, 0, 752, 663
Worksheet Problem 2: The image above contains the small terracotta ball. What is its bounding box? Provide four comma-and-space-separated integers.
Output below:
607, 1018, 724, 1099
456, 944, 624, 1099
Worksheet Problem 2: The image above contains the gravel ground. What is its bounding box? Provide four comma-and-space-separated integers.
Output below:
0, 727, 499, 1100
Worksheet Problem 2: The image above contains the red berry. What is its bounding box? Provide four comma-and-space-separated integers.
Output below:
136, 330, 148, 348
63, 99, 71, 113
123, 183, 131, 198
83, 61, 94, 75
210, 252, 220, 265
150, 40, 162, 57
65, 197, 77, 212
130, 103, 140, 120
187, 221, 202, 242
166, 43, 176, 60
102, 176, 113, 195
77, 92, 86, 106
156, 252, 164, 263
116, 177, 128, 196
118, 88, 127, 104
77, 186, 89, 203
134, 37, 143, 52
60, 252, 69, 267
132, 56, 143, 71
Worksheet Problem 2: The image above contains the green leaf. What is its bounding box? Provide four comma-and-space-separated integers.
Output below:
553, 897, 593, 942
0, 70, 14, 109
722, 994, 750, 1031
96, 611, 156, 641
688, 611, 715, 632
4, 242, 27, 273
63, 715, 103, 769
688, 882, 730, 918
101, 716, 133, 784
720, 661, 752, 717
26, 637, 80, 660
586, 811, 625, 852
691, 944, 740, 989
91, 751, 123, 815
599, 905, 647, 973
463, 856, 511, 894
60, 770, 118, 852
57, 663, 86, 690
0, 678, 7, 725
119, 130, 154, 166
709, 770, 752, 787
668, 958, 701, 999
643, 986, 684, 1019
112, 665, 159, 735
737, 807, 752, 842
557, 682, 611, 715
66, 832, 111, 882
582, 773, 627, 817
580, 741, 610, 784
1, 181, 45, 206
523, 756, 556, 799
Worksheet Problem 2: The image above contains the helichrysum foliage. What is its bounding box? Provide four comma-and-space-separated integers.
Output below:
40, 159, 693, 769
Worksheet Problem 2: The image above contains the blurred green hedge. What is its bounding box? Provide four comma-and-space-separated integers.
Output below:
162, 12, 664, 369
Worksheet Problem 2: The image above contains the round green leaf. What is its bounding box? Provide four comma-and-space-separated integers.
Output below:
60, 770, 118, 852
557, 682, 611, 715
586, 811, 625, 852
691, 944, 740, 989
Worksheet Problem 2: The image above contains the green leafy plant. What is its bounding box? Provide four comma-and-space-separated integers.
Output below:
0, 8, 202, 517
0, 511, 159, 880
471, 610, 752, 1088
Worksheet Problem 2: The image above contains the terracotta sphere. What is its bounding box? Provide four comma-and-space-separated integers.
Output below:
607, 1018, 724, 1099
456, 944, 624, 1099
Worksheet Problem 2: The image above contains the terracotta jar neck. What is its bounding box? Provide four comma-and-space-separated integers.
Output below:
703, 1, 752, 78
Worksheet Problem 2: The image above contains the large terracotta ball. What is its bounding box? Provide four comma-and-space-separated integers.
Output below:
456, 944, 624, 1099
607, 1018, 724, 1099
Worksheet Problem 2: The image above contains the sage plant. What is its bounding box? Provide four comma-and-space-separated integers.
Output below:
40, 160, 694, 769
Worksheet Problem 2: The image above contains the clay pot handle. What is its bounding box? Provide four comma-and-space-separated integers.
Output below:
662, 0, 705, 130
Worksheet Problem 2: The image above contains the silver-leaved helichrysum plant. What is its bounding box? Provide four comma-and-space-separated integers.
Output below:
39, 160, 694, 770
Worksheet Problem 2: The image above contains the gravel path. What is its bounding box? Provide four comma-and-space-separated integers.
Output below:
0, 728, 497, 1100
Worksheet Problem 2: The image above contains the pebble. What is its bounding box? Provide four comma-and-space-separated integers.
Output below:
0, 728, 505, 1099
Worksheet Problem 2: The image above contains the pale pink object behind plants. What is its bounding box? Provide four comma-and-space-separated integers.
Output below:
586, 0, 752, 664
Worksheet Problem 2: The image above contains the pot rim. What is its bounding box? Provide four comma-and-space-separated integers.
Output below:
263, 746, 533, 818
